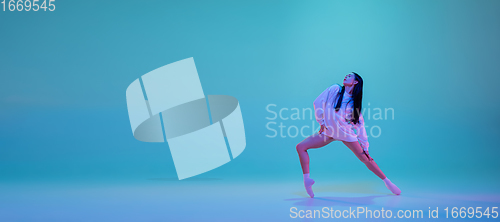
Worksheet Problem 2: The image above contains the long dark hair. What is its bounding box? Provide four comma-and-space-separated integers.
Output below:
334, 72, 364, 124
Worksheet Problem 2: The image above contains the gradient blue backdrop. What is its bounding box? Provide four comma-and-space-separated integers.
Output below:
1, 0, 499, 221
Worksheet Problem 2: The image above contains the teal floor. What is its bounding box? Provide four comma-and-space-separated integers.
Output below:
1, 175, 499, 221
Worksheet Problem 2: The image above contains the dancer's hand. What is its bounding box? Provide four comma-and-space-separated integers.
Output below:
318, 125, 325, 134
363, 150, 374, 162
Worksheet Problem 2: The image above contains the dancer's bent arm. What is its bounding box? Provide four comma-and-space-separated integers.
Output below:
313, 84, 339, 126
353, 113, 369, 151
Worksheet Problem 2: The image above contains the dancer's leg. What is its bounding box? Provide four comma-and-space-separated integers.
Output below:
296, 132, 335, 174
296, 132, 336, 198
341, 141, 386, 179
342, 141, 401, 195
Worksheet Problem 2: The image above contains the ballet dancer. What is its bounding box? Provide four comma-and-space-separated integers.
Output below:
296, 72, 401, 198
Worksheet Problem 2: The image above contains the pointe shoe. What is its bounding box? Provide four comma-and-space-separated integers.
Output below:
384, 179, 401, 195
304, 178, 315, 198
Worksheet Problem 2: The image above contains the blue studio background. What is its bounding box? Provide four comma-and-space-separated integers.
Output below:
1, 0, 499, 221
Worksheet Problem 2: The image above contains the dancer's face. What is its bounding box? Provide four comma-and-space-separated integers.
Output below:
343, 73, 358, 86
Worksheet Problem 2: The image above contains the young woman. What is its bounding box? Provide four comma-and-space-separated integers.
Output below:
296, 72, 401, 198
